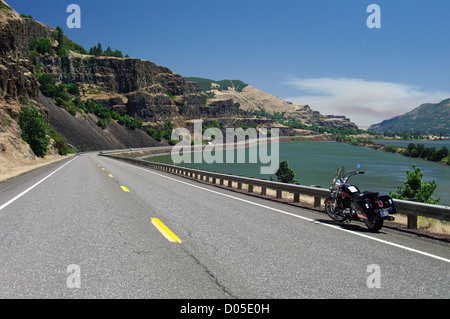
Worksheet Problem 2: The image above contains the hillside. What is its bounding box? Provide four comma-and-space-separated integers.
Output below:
186, 77, 358, 129
369, 98, 450, 135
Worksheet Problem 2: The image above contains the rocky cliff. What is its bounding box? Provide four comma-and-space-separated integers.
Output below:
0, 3, 39, 102
0, 2, 59, 180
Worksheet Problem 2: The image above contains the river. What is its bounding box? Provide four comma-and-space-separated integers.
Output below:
149, 141, 450, 205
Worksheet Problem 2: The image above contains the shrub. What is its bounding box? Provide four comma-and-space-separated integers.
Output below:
38, 73, 56, 86
41, 83, 58, 98
128, 119, 142, 130
385, 145, 398, 153
390, 165, 440, 204
48, 127, 75, 155
36, 38, 53, 55
97, 119, 107, 130
38, 74, 58, 97
18, 98, 50, 157
275, 160, 298, 184
67, 83, 80, 96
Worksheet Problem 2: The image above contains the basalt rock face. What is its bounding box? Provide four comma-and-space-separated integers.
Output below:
66, 56, 203, 95
0, 5, 39, 102
12, 4, 240, 124
38, 52, 243, 122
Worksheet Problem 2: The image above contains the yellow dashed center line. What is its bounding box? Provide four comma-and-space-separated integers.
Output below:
151, 218, 182, 243
91, 157, 130, 193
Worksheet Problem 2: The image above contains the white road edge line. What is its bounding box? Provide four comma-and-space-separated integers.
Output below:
0, 156, 78, 212
112, 159, 450, 264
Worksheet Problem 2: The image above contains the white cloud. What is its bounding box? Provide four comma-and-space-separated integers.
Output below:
284, 77, 450, 128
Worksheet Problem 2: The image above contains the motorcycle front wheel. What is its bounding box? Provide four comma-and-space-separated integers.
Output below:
364, 218, 383, 232
325, 199, 346, 222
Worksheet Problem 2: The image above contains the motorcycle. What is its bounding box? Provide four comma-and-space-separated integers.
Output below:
324, 164, 397, 232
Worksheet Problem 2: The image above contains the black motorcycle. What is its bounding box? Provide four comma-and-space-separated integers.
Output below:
324, 164, 397, 232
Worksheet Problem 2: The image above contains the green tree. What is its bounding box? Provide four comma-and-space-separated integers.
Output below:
36, 38, 53, 55
18, 97, 50, 157
55, 26, 68, 57
163, 120, 174, 140
390, 165, 440, 204
89, 42, 103, 56
38, 73, 58, 98
275, 160, 298, 184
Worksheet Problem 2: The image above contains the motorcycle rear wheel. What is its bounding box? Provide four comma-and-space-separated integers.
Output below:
364, 218, 383, 232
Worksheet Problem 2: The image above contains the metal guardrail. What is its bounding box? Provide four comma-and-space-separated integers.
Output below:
102, 153, 450, 228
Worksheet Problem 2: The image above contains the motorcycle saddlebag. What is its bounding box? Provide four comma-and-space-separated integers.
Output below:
377, 195, 397, 214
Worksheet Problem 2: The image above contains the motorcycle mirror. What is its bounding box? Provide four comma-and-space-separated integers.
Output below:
356, 163, 362, 169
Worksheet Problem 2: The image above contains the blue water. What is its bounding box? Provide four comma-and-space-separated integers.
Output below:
150, 142, 450, 205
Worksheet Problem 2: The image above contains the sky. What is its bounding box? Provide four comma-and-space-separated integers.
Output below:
8, 0, 450, 127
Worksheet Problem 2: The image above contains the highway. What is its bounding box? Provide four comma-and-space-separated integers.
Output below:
0, 153, 449, 299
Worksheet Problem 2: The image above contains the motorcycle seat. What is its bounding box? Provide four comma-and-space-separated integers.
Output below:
357, 191, 379, 199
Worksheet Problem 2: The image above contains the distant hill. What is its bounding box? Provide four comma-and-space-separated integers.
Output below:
185, 77, 358, 129
369, 98, 450, 136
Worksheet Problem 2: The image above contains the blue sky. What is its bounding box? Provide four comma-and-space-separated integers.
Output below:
8, 0, 450, 127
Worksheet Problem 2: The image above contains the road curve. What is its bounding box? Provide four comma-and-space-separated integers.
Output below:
0, 153, 448, 299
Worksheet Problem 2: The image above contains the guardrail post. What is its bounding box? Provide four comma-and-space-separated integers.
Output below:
294, 193, 300, 203
261, 186, 266, 196
276, 189, 282, 199
311, 185, 321, 208
237, 175, 242, 190
407, 214, 418, 229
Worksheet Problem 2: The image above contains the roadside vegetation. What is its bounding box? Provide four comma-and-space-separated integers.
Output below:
18, 95, 74, 157
390, 165, 440, 205
275, 160, 298, 184
18, 96, 50, 157
390, 165, 449, 234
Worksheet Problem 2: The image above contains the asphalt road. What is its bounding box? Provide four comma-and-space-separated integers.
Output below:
0, 153, 448, 299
